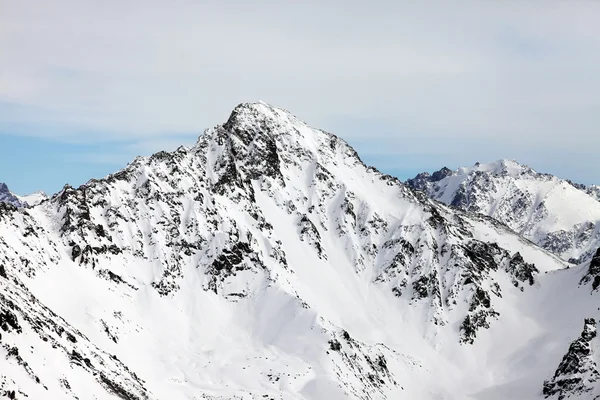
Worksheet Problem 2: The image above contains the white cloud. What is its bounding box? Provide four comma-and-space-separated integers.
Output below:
1, 0, 599, 182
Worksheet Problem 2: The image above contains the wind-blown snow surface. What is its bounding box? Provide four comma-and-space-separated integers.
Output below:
0, 102, 598, 399
407, 161, 600, 264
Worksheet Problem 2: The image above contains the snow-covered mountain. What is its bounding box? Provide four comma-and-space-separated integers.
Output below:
579, 184, 600, 203
16, 191, 48, 207
0, 183, 48, 208
0, 183, 27, 208
562, 180, 600, 203
1, 102, 599, 399
407, 160, 600, 264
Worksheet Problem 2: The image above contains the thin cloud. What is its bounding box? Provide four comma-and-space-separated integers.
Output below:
0, 0, 599, 184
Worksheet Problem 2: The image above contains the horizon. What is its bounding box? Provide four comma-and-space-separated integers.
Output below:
2, 110, 596, 196
2, 1, 599, 194
2, 101, 599, 195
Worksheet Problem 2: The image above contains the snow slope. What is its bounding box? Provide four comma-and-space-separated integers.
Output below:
0, 102, 598, 399
15, 191, 48, 207
407, 160, 600, 264
585, 185, 600, 203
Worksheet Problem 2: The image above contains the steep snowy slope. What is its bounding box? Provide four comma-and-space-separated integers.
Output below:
407, 161, 600, 264
0, 102, 597, 399
585, 185, 600, 203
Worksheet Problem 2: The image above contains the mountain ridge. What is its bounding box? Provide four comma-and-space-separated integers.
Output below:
407, 160, 600, 264
0, 102, 598, 399
0, 182, 48, 208
0, 183, 27, 208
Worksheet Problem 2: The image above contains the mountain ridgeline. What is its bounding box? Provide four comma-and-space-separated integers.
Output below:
407, 161, 600, 265
1, 102, 599, 399
0, 183, 27, 208
0, 183, 47, 208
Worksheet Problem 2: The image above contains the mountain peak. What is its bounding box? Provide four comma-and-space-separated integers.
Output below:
407, 161, 531, 190
408, 159, 600, 263
1, 103, 595, 399
223, 102, 301, 138
0, 182, 27, 208
459, 159, 531, 177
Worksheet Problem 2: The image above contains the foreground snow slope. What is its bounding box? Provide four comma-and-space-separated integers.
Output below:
408, 161, 600, 264
0, 102, 598, 399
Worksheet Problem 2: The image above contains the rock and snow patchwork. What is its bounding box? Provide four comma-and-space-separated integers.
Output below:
407, 160, 600, 264
0, 266, 149, 400
543, 318, 600, 399
580, 248, 600, 293
0, 183, 27, 208
0, 102, 598, 399
0, 183, 47, 208
589, 186, 600, 202
567, 181, 600, 203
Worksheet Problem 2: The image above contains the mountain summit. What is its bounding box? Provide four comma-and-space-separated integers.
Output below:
408, 160, 600, 264
1, 103, 599, 399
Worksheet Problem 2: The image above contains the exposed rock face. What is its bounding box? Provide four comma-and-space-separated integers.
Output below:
543, 318, 600, 400
0, 183, 26, 208
407, 161, 600, 264
0, 102, 588, 399
589, 186, 600, 202
580, 248, 600, 292
0, 183, 47, 208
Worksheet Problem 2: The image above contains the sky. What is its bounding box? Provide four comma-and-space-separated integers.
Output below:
1, 1, 599, 195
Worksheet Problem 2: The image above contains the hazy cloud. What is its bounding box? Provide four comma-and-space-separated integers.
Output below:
1, 0, 599, 184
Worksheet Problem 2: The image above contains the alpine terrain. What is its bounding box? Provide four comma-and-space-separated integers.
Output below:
0, 184, 26, 209
0, 183, 47, 208
407, 161, 600, 265
1, 102, 600, 400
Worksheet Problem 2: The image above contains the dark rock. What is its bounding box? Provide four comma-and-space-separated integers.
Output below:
543, 318, 599, 399
329, 339, 342, 351
0, 308, 22, 334
580, 248, 600, 292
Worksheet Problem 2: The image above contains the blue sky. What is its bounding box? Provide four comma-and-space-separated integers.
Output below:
0, 129, 200, 195
1, 1, 599, 195
1, 134, 126, 195
0, 130, 436, 195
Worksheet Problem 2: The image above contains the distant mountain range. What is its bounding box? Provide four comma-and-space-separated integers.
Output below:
0, 182, 47, 208
407, 160, 600, 264
1, 102, 599, 399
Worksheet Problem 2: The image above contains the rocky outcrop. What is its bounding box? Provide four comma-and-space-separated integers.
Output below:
543, 318, 600, 399
580, 248, 600, 292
